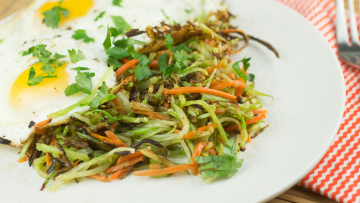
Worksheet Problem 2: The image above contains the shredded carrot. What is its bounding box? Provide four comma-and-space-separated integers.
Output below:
105, 156, 144, 173
183, 123, 218, 139
46, 153, 51, 167
205, 141, 215, 149
116, 151, 143, 165
174, 130, 181, 133
208, 39, 217, 48
50, 137, 57, 146
204, 65, 215, 74
245, 114, 266, 125
210, 80, 245, 90
192, 142, 207, 175
227, 73, 236, 80
133, 164, 198, 176
116, 59, 139, 76
251, 108, 268, 115
104, 131, 125, 147
164, 87, 237, 101
109, 166, 133, 180
225, 114, 267, 131
247, 135, 252, 143
88, 174, 110, 182
156, 50, 171, 56
120, 75, 135, 85
235, 84, 243, 97
34, 118, 52, 134
83, 127, 124, 146
162, 26, 168, 30
227, 47, 242, 55
112, 98, 126, 115
208, 149, 216, 155
149, 60, 159, 68
18, 156, 29, 163
133, 109, 171, 121
214, 109, 226, 115
121, 58, 136, 69
204, 38, 210, 44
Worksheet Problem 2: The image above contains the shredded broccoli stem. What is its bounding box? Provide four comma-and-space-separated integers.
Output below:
20, 133, 34, 159
185, 100, 227, 143
173, 104, 190, 139
180, 140, 192, 164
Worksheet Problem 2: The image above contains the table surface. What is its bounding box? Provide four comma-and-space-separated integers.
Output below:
0, 0, 351, 202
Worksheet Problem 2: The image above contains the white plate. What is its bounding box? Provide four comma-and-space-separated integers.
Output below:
0, 0, 345, 202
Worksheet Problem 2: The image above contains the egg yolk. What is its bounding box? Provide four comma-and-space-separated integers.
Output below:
39, 0, 94, 25
10, 62, 70, 119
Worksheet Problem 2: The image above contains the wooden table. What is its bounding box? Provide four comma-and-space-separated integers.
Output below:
0, 0, 348, 202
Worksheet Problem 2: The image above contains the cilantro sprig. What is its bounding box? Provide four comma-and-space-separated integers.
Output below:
65, 68, 94, 96
112, 0, 123, 7
72, 30, 94, 43
68, 49, 85, 63
94, 11, 105, 21
89, 82, 116, 108
233, 57, 255, 83
195, 138, 243, 179
23, 44, 67, 86
42, 0, 69, 28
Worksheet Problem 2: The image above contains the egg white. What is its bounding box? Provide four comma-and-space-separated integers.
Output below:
0, 32, 116, 147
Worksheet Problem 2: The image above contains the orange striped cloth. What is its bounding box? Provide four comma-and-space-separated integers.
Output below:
277, 0, 359, 202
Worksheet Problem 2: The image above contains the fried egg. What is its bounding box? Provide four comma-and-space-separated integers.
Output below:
0, 32, 116, 147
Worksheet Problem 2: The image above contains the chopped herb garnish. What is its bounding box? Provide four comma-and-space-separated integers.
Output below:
98, 25, 103, 29
111, 16, 131, 35
27, 67, 57, 86
165, 34, 173, 50
158, 53, 168, 72
184, 9, 191, 13
112, 0, 123, 7
70, 67, 90, 71
68, 49, 85, 63
196, 138, 243, 179
65, 70, 95, 96
94, 11, 105, 21
233, 57, 252, 83
42, 1, 69, 28
72, 30, 94, 43
107, 57, 122, 69
106, 47, 129, 59
0, 39, 3, 44
103, 26, 112, 50
161, 9, 169, 19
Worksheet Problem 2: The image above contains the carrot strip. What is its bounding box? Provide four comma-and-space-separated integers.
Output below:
247, 135, 252, 143
227, 73, 236, 80
183, 124, 218, 140
50, 137, 57, 146
214, 109, 226, 115
112, 98, 126, 115
251, 109, 268, 115
235, 84, 243, 97
192, 142, 207, 174
225, 114, 267, 131
34, 118, 52, 134
18, 155, 29, 163
227, 47, 242, 55
210, 80, 245, 90
149, 60, 159, 68
205, 141, 215, 149
208, 149, 216, 155
208, 39, 217, 48
116, 151, 143, 166
204, 38, 210, 44
133, 109, 171, 121
109, 166, 133, 180
121, 58, 136, 69
116, 59, 139, 76
133, 164, 198, 176
156, 50, 171, 56
46, 153, 51, 167
88, 174, 110, 182
83, 127, 124, 146
164, 87, 237, 101
105, 156, 144, 173
204, 65, 215, 74
245, 114, 266, 125
149, 163, 166, 170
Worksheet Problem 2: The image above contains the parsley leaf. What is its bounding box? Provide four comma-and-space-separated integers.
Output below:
134, 65, 153, 81
42, 2, 69, 29
165, 34, 173, 50
107, 57, 122, 69
111, 16, 131, 33
94, 11, 105, 21
171, 43, 192, 52
29, 46, 56, 76
70, 67, 90, 71
89, 81, 108, 108
27, 67, 57, 86
103, 26, 112, 50
68, 49, 85, 63
65, 71, 95, 96
233, 57, 251, 83
161, 9, 169, 19
158, 53, 168, 72
247, 73, 255, 82
112, 0, 123, 7
195, 138, 243, 179
72, 30, 95, 43
185, 9, 191, 13
54, 52, 67, 59
106, 47, 129, 59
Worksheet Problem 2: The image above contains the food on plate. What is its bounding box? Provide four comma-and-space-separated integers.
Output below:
0, 0, 277, 190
